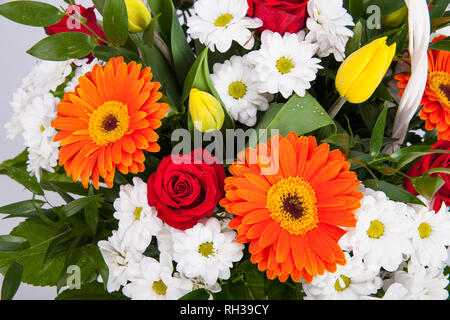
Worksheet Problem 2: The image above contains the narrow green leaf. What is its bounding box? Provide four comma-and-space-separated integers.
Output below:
349, 0, 364, 22
60, 195, 103, 218
423, 167, 450, 176
370, 104, 388, 158
388, 145, 450, 169
429, 40, 450, 51
430, 0, 450, 20
4, 166, 44, 196
56, 282, 127, 300
363, 179, 426, 205
92, 0, 106, 14
84, 187, 98, 235
0, 200, 45, 216
103, 0, 129, 45
46, 182, 75, 204
0, 235, 30, 252
0, 1, 63, 27
87, 246, 109, 288
27, 32, 97, 61
345, 20, 363, 56
1, 262, 23, 300
411, 176, 446, 200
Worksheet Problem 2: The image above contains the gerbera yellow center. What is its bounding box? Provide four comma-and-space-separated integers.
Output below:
367, 220, 384, 239
429, 71, 450, 107
152, 280, 167, 296
266, 177, 318, 235
214, 13, 233, 27
228, 81, 247, 100
334, 275, 351, 291
88, 101, 130, 146
198, 242, 215, 257
276, 57, 294, 74
134, 207, 143, 220
418, 222, 432, 239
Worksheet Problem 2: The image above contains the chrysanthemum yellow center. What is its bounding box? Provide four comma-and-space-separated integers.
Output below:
266, 177, 318, 235
228, 81, 247, 100
40, 125, 45, 132
152, 280, 167, 296
429, 71, 450, 107
198, 242, 215, 257
215, 14, 233, 27
334, 275, 351, 292
367, 220, 384, 239
134, 207, 143, 220
418, 222, 432, 239
276, 57, 294, 74
88, 101, 130, 146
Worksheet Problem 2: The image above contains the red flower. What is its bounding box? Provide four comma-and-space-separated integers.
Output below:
147, 150, 226, 230
404, 140, 450, 212
46, 5, 107, 45
247, 0, 309, 35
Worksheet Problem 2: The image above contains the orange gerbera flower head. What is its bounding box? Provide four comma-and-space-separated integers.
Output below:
395, 36, 450, 141
219, 133, 363, 283
51, 57, 169, 189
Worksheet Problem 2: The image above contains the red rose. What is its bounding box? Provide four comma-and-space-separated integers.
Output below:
46, 5, 107, 45
247, 0, 309, 35
404, 140, 450, 212
147, 149, 226, 230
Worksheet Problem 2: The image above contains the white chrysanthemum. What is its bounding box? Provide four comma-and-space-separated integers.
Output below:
172, 217, 244, 286
65, 58, 102, 93
186, 0, 262, 53
340, 186, 415, 272
407, 201, 450, 268
305, 0, 354, 61
389, 261, 449, 300
210, 56, 272, 126
97, 231, 143, 293
303, 253, 382, 300
122, 253, 193, 300
246, 30, 322, 99
113, 177, 163, 252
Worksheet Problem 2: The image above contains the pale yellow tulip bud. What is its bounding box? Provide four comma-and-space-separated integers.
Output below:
335, 37, 396, 104
189, 89, 225, 133
125, 0, 151, 33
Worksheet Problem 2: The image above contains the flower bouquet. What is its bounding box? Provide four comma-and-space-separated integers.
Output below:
0, 0, 449, 301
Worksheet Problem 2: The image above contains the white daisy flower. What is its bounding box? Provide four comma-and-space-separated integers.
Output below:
390, 261, 449, 300
305, 0, 354, 62
210, 55, 272, 127
64, 58, 102, 93
340, 186, 415, 272
377, 283, 410, 300
122, 253, 193, 300
172, 217, 244, 286
97, 231, 143, 293
113, 177, 163, 253
246, 30, 322, 99
303, 253, 382, 300
186, 0, 262, 53
407, 201, 450, 268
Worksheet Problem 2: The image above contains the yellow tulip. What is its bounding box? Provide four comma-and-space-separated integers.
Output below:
125, 0, 152, 33
336, 37, 396, 104
189, 89, 225, 132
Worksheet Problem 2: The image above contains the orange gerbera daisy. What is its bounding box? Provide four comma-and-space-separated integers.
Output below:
396, 36, 450, 141
51, 57, 169, 189
219, 133, 363, 283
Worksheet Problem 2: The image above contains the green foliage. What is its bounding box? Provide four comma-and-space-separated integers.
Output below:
0, 1, 63, 27
103, 0, 129, 46
56, 281, 128, 300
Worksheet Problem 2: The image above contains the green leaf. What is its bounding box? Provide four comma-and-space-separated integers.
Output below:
363, 179, 426, 205
370, 104, 388, 158
430, 0, 450, 20
349, 0, 364, 22
423, 167, 450, 176
179, 288, 210, 300
411, 176, 445, 200
103, 0, 129, 46
92, 0, 106, 14
0, 236, 30, 252
0, 200, 45, 216
429, 40, 450, 51
142, 13, 161, 47
388, 145, 450, 169
27, 32, 97, 61
86, 245, 109, 288
323, 133, 354, 152
84, 187, 99, 235
0, 149, 28, 173
46, 182, 75, 204
0, 1, 63, 27
56, 281, 127, 300
374, 83, 394, 102
1, 262, 23, 300
252, 93, 336, 145
60, 195, 103, 218
4, 166, 44, 196
93, 45, 140, 63
345, 20, 363, 56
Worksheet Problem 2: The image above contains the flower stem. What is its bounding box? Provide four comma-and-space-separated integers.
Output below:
328, 96, 348, 119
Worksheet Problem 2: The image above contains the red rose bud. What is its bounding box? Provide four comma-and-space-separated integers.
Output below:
247, 0, 309, 35
147, 149, 226, 230
46, 5, 107, 45
404, 140, 450, 213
